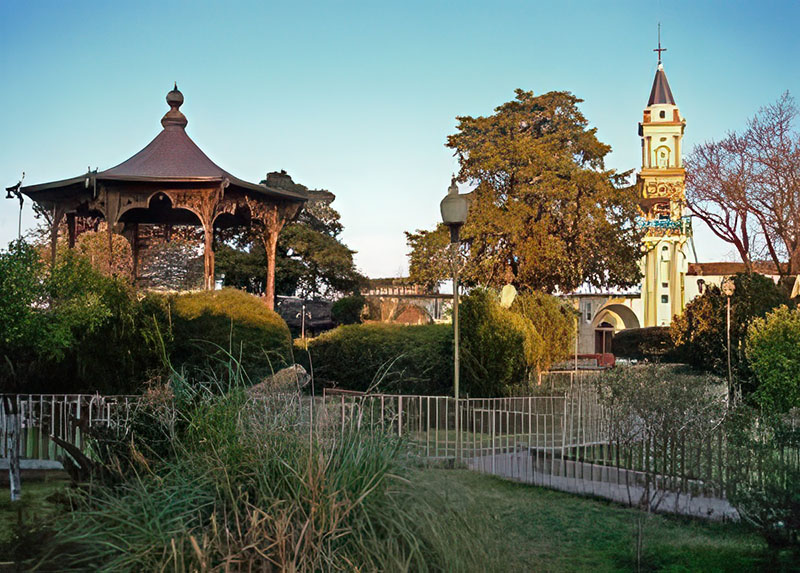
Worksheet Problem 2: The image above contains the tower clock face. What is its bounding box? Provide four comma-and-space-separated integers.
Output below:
653, 202, 670, 219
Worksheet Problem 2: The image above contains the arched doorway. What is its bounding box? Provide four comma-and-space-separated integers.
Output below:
595, 321, 614, 354
591, 303, 641, 355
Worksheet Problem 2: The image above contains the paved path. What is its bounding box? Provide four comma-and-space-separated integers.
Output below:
467, 451, 738, 521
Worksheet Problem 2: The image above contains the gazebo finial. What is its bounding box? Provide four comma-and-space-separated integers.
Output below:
162, 83, 187, 129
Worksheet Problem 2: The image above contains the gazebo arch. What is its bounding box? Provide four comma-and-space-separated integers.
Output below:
14, 85, 307, 309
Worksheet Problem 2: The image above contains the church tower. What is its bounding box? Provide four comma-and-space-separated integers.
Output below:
637, 34, 691, 327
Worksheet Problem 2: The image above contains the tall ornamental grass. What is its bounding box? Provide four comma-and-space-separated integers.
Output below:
33, 369, 481, 571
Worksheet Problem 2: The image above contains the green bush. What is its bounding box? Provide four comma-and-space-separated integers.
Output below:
301, 322, 453, 394
461, 289, 538, 396
612, 327, 675, 361
746, 305, 800, 413
510, 291, 575, 372
671, 273, 790, 385
331, 294, 365, 325
169, 288, 292, 381
0, 243, 166, 394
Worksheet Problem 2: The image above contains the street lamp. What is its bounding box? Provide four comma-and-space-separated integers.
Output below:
721, 277, 736, 399
441, 176, 468, 460
440, 176, 469, 399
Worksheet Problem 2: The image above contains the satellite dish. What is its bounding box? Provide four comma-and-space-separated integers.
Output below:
499, 284, 517, 308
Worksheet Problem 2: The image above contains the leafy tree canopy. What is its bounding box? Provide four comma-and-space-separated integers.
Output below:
408, 90, 642, 293
671, 272, 791, 388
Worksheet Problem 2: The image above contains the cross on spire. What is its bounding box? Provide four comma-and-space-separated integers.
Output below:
653, 22, 666, 64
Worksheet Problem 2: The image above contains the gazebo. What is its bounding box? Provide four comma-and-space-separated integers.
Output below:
15, 85, 307, 309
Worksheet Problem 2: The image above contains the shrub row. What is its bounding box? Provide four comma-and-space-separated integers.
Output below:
611, 327, 675, 361
299, 323, 453, 395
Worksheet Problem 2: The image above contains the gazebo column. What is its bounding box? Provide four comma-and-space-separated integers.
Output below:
121, 223, 140, 281
104, 187, 123, 274
66, 213, 77, 248
250, 201, 302, 311
49, 206, 66, 267
131, 223, 140, 280
263, 226, 280, 309
202, 221, 215, 290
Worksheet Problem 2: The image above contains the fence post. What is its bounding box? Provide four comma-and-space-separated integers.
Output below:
398, 395, 403, 438
491, 404, 496, 475
561, 395, 567, 477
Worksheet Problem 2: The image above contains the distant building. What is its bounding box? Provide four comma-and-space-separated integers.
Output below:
362, 277, 451, 324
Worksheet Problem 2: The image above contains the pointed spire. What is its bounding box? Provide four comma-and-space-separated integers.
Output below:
647, 25, 676, 106
648, 66, 676, 106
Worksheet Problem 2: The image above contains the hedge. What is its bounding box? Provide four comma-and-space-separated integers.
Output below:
611, 327, 676, 361
299, 323, 453, 395
460, 289, 537, 396
169, 288, 293, 380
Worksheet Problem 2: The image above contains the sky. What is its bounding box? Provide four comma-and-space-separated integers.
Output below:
1, 0, 799, 279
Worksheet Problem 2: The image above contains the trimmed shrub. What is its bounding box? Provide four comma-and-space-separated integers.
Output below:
331, 294, 366, 325
169, 288, 292, 380
461, 289, 538, 396
611, 327, 675, 361
510, 291, 575, 372
301, 323, 452, 394
746, 305, 800, 413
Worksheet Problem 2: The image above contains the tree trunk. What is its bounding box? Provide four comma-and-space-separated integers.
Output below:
3, 397, 21, 502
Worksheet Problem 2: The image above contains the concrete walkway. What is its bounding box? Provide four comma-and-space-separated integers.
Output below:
467, 451, 738, 521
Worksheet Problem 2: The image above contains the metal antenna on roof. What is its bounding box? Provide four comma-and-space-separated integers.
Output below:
653, 22, 666, 65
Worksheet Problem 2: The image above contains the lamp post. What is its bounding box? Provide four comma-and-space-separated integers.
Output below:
721, 277, 736, 399
296, 302, 312, 348
440, 176, 468, 459
440, 176, 469, 400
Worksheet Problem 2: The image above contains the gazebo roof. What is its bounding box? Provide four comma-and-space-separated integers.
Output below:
20, 84, 306, 202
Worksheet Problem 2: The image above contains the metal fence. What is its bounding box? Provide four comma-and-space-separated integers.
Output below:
1, 394, 135, 461
321, 385, 784, 519
4, 384, 797, 521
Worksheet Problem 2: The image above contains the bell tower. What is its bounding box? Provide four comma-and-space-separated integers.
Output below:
637, 30, 690, 327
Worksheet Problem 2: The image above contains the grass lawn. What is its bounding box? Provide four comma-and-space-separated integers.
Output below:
416, 468, 797, 572
1, 471, 797, 571
0, 478, 68, 547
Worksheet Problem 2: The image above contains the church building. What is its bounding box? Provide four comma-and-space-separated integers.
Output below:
571, 42, 773, 355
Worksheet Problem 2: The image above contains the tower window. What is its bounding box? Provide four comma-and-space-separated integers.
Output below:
662, 282, 668, 288
659, 110, 666, 119
661, 295, 669, 303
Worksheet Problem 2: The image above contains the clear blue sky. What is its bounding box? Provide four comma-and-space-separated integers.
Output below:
2, 1, 799, 278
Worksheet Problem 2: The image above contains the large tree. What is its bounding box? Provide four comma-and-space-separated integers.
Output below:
217, 193, 365, 298
408, 90, 642, 292
685, 92, 800, 277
